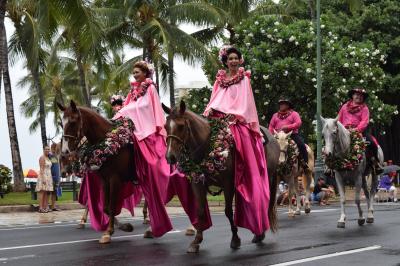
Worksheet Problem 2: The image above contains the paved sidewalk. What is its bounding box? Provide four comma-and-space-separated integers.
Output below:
0, 206, 226, 227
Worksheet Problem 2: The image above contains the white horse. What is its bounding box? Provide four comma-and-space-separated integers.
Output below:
321, 117, 382, 228
274, 131, 314, 217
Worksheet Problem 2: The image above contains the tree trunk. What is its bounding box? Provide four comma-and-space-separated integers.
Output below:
73, 38, 90, 107
31, 68, 47, 148
308, 0, 315, 20
0, 0, 25, 192
168, 52, 175, 108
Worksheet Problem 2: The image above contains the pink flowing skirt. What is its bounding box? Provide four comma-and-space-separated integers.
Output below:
230, 123, 270, 235
133, 133, 173, 237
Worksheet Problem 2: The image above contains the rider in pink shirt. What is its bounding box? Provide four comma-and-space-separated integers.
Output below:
269, 99, 308, 169
338, 87, 382, 171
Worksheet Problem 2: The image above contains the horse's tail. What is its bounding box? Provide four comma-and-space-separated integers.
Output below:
268, 171, 278, 233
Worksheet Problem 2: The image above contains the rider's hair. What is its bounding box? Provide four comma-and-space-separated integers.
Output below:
133, 61, 151, 78
221, 47, 242, 68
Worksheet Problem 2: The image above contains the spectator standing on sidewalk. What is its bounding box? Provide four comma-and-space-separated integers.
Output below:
50, 143, 61, 211
36, 146, 53, 213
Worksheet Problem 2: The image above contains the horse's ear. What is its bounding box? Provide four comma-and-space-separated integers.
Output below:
179, 100, 186, 115
273, 129, 278, 136
57, 102, 65, 111
287, 130, 293, 137
333, 116, 339, 124
320, 115, 326, 125
70, 100, 78, 112
162, 103, 171, 114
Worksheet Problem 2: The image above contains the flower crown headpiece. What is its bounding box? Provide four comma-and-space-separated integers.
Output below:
110, 94, 125, 104
138, 60, 155, 77
218, 45, 244, 65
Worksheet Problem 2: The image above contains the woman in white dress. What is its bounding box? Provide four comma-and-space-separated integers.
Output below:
36, 146, 53, 213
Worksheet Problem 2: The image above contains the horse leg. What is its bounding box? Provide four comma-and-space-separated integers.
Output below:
223, 177, 241, 249
187, 183, 206, 253
99, 176, 121, 244
287, 176, 295, 217
365, 173, 377, 224
77, 206, 89, 229
355, 175, 365, 226
294, 172, 301, 215
335, 172, 346, 228
143, 200, 150, 225
304, 170, 312, 214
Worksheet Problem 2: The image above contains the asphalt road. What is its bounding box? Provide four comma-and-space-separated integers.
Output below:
0, 203, 400, 266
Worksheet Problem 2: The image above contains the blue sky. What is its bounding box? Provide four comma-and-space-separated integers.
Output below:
0, 19, 209, 171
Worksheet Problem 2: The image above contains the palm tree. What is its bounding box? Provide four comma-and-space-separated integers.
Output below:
0, 0, 24, 191
7, 0, 54, 148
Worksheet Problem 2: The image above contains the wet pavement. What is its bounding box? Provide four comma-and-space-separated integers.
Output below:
0, 203, 400, 265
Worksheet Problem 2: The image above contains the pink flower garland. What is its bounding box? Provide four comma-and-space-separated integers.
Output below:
216, 67, 251, 89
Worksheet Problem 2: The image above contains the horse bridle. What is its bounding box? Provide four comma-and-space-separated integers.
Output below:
166, 118, 204, 160
62, 111, 86, 153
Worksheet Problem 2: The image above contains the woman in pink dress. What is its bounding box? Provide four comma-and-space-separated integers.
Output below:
203, 46, 270, 238
113, 61, 173, 237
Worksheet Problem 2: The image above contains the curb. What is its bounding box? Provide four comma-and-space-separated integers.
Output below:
0, 201, 225, 213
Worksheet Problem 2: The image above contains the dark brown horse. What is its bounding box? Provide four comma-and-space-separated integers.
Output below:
58, 100, 136, 243
162, 101, 279, 253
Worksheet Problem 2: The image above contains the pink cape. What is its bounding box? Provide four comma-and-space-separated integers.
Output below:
203, 69, 261, 136
113, 80, 166, 141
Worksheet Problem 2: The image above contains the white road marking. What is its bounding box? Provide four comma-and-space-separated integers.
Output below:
0, 230, 181, 251
0, 254, 36, 262
281, 208, 338, 214
269, 245, 381, 266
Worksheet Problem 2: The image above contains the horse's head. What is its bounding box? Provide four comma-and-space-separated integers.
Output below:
57, 100, 83, 154
274, 130, 293, 164
162, 101, 188, 164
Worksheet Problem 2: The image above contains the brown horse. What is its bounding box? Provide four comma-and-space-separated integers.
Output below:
162, 101, 279, 253
58, 100, 137, 243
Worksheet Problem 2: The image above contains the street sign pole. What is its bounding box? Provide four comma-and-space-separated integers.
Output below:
315, 0, 324, 181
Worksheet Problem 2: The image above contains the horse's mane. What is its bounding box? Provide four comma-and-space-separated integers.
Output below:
336, 121, 351, 154
78, 106, 112, 127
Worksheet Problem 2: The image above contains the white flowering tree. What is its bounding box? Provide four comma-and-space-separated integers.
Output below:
230, 15, 397, 139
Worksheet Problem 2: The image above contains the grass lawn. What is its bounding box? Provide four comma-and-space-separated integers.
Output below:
0, 191, 225, 206
0, 191, 75, 206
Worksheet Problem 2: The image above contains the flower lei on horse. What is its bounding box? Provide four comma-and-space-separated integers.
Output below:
324, 130, 366, 171
78, 118, 135, 172
177, 115, 234, 186
277, 139, 297, 176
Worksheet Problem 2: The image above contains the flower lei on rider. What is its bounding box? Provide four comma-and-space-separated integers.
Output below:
79, 118, 135, 171
129, 78, 153, 101
216, 67, 250, 89
324, 129, 366, 171
177, 115, 234, 183
277, 139, 297, 176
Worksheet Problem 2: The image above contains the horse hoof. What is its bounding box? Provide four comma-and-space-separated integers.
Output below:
358, 218, 366, 226
337, 222, 345, 228
99, 234, 111, 244
143, 219, 150, 225
230, 236, 241, 249
76, 223, 85, 229
185, 228, 196, 236
288, 212, 295, 218
119, 223, 134, 232
143, 230, 154, 239
295, 210, 301, 215
187, 244, 200, 253
366, 217, 374, 224
305, 208, 311, 214
251, 232, 265, 244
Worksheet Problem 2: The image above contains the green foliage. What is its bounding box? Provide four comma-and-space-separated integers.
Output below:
0, 165, 12, 193
181, 87, 212, 114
